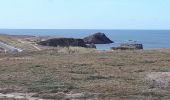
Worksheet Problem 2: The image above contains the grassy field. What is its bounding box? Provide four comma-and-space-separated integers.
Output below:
1, 34, 170, 99
1, 47, 170, 99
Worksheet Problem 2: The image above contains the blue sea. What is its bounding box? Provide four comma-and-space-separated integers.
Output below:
0, 29, 170, 50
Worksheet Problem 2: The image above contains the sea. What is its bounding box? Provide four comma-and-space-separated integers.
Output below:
0, 29, 170, 50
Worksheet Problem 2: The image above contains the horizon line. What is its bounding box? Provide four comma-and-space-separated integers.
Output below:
0, 28, 170, 30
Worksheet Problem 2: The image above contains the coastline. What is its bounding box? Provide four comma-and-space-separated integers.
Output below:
1, 33, 170, 51
1, 33, 170, 99
1, 29, 170, 49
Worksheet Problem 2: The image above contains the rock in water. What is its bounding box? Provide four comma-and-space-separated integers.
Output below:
83, 33, 113, 44
38, 38, 87, 47
120, 43, 143, 49
112, 43, 143, 50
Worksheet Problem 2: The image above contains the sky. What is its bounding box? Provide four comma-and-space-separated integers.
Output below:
0, 0, 170, 29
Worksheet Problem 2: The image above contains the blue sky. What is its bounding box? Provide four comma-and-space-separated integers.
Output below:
0, 0, 170, 29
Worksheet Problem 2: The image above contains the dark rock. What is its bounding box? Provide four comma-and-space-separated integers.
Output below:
83, 32, 113, 44
112, 43, 143, 50
38, 38, 87, 47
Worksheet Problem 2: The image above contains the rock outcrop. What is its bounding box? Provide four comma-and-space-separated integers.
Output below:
83, 33, 113, 44
38, 38, 87, 47
112, 43, 143, 50
37, 32, 114, 48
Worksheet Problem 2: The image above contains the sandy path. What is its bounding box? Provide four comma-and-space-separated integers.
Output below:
0, 57, 33, 61
33, 45, 41, 51
17, 39, 41, 51
0, 93, 46, 100
0, 41, 23, 52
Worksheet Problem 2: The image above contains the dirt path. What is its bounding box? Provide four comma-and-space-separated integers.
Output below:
0, 93, 46, 100
0, 41, 23, 52
0, 57, 33, 61
33, 45, 41, 51
0, 92, 93, 100
0, 58, 5, 61
17, 39, 41, 51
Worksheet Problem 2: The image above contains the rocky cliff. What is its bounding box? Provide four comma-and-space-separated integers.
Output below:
83, 32, 113, 44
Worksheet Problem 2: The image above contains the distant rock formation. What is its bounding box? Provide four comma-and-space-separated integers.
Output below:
37, 32, 114, 48
38, 38, 87, 47
83, 33, 113, 44
112, 43, 143, 50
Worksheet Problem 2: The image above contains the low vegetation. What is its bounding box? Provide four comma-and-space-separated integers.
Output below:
1, 48, 170, 99
1, 35, 170, 99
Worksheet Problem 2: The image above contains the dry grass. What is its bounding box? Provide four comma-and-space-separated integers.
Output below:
1, 35, 170, 99
1, 49, 170, 99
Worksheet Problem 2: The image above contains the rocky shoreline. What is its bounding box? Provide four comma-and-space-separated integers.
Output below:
0, 32, 145, 54
37, 32, 114, 49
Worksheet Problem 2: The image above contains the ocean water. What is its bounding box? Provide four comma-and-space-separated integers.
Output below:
0, 29, 170, 50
